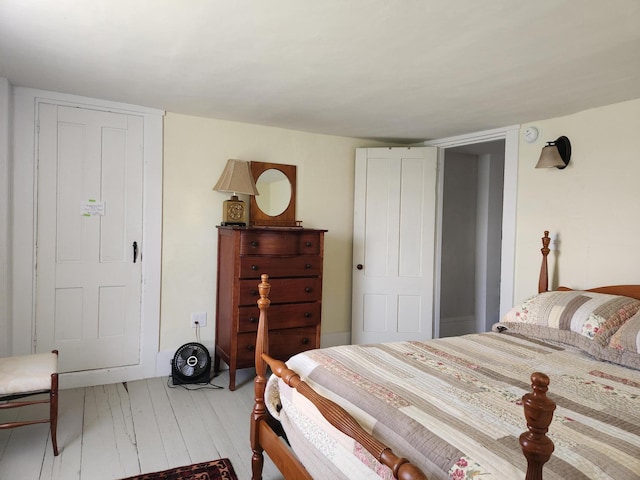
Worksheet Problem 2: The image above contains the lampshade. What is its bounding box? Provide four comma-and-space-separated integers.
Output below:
536, 144, 565, 168
213, 159, 259, 195
535, 136, 571, 170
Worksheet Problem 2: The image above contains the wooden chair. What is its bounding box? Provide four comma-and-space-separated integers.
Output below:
0, 350, 59, 455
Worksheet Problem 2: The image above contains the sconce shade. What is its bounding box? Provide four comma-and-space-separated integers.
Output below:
535, 136, 571, 170
213, 159, 259, 195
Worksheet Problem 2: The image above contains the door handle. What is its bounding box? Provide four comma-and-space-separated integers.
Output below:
133, 241, 138, 263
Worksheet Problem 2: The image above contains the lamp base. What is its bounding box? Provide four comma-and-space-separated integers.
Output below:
221, 195, 248, 225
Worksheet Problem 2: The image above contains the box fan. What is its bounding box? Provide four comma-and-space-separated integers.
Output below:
171, 342, 212, 385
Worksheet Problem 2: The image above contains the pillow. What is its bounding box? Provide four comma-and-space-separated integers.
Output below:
588, 310, 640, 370
494, 290, 640, 350
609, 310, 640, 352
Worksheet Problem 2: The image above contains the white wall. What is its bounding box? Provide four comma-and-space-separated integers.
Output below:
161, 113, 385, 354
514, 98, 640, 302
4, 91, 382, 374
0, 78, 11, 357
5, 83, 640, 376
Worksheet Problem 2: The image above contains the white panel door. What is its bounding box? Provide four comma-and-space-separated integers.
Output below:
35, 103, 144, 373
352, 147, 438, 344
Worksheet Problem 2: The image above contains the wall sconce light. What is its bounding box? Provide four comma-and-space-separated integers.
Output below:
213, 159, 259, 226
535, 136, 571, 170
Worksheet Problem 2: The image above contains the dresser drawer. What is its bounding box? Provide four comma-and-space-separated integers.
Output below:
237, 302, 321, 333
240, 231, 321, 255
270, 326, 318, 360
235, 327, 318, 365
239, 277, 322, 306
239, 255, 322, 279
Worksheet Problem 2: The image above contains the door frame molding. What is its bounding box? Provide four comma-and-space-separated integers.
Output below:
11, 87, 164, 388
424, 125, 519, 337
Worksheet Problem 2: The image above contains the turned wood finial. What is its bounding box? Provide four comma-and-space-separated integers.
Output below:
257, 273, 271, 312
520, 372, 556, 480
255, 274, 271, 377
538, 231, 551, 294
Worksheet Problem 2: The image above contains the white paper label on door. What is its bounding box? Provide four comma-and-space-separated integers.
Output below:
81, 200, 105, 216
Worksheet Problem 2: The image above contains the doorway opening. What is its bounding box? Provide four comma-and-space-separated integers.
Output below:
439, 140, 505, 337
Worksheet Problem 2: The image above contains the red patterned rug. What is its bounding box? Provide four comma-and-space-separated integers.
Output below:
120, 458, 237, 480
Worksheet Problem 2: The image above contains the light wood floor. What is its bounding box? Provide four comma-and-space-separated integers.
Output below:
0, 368, 284, 480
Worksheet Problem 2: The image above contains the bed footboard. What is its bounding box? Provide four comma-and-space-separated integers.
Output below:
252, 273, 557, 480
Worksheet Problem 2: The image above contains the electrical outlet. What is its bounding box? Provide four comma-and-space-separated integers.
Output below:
191, 312, 207, 328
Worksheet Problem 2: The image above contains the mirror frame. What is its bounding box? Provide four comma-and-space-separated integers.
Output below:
249, 161, 298, 227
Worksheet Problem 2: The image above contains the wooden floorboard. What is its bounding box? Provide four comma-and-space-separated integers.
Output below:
0, 370, 286, 480
164, 381, 219, 465
0, 397, 50, 479
148, 377, 191, 469
200, 380, 251, 479
128, 378, 170, 473
42, 387, 86, 480
81, 384, 138, 479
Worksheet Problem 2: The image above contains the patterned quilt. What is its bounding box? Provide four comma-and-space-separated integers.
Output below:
266, 332, 640, 479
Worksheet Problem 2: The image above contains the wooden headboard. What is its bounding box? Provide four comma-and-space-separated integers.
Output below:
538, 230, 640, 299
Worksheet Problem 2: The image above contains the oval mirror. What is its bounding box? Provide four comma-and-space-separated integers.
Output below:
250, 161, 298, 227
255, 169, 291, 216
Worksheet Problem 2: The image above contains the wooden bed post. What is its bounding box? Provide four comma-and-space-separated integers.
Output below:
520, 372, 556, 480
538, 231, 551, 294
251, 274, 271, 480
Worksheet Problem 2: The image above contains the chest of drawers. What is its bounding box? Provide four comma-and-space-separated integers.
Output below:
214, 226, 326, 390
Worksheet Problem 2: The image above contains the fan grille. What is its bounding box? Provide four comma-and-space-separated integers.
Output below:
172, 342, 211, 384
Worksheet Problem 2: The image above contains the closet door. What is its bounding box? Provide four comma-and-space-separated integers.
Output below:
36, 103, 144, 373
351, 147, 437, 344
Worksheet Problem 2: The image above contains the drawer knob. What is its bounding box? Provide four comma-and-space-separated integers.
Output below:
246, 345, 255, 351
251, 289, 258, 296
305, 241, 312, 247
301, 337, 310, 345
305, 263, 312, 269
305, 287, 312, 293
304, 312, 311, 318
249, 316, 258, 324
356, 264, 364, 270
250, 241, 259, 247
251, 264, 259, 271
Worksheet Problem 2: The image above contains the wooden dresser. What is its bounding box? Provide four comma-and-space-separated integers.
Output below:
215, 226, 326, 390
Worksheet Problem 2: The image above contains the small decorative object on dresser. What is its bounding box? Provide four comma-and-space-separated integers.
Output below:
212, 159, 260, 226
214, 226, 326, 390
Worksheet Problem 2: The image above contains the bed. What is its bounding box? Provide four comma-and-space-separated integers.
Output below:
250, 231, 640, 479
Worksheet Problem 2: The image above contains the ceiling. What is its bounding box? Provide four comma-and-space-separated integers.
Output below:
2, 1, 640, 143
